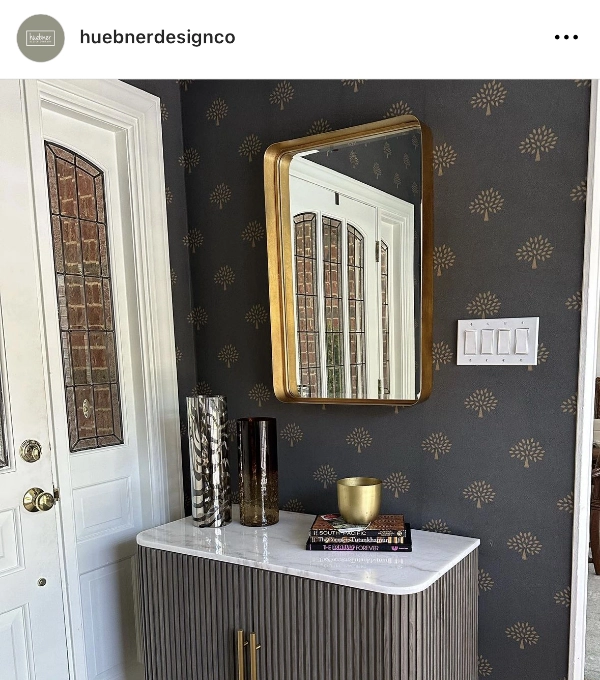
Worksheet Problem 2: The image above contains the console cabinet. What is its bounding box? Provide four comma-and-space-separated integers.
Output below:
137, 510, 479, 680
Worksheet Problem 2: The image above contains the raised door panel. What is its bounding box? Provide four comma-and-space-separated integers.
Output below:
80, 557, 142, 680
0, 606, 33, 680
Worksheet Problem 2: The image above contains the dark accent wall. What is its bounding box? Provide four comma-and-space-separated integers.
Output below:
139, 79, 589, 679
307, 130, 422, 207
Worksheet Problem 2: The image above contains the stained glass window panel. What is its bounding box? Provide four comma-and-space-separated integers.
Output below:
45, 142, 124, 452
347, 224, 366, 399
322, 216, 344, 398
294, 213, 321, 397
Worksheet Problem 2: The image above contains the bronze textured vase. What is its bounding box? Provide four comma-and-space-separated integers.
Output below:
237, 417, 278, 526
187, 395, 232, 527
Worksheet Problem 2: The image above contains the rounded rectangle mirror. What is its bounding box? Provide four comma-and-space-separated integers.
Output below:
265, 115, 432, 405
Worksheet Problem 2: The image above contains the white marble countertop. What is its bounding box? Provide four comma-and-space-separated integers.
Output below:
137, 506, 479, 595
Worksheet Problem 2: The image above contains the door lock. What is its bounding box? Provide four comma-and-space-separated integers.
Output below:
23, 487, 56, 512
20, 440, 42, 463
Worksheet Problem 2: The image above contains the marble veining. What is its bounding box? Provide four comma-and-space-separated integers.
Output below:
137, 506, 479, 595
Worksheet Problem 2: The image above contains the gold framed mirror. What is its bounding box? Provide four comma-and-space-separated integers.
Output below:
264, 115, 432, 405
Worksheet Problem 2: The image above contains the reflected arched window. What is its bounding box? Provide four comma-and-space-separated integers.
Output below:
323, 216, 344, 397
293, 212, 321, 397
347, 224, 366, 399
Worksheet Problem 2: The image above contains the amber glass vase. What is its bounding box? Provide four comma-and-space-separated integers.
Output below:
237, 417, 279, 526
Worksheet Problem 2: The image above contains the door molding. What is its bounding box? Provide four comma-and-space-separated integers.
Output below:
22, 79, 183, 679
569, 80, 600, 679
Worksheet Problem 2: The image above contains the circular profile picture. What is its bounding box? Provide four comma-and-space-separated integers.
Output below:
17, 15, 65, 62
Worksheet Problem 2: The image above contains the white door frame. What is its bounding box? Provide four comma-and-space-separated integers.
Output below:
570, 79, 600, 679
21, 79, 183, 679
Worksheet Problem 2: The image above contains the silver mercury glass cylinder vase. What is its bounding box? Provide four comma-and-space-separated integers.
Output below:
187, 395, 232, 527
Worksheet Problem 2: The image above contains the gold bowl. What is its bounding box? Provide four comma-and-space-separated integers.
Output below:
337, 477, 382, 525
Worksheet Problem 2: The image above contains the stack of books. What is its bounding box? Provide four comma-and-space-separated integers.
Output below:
305, 513, 412, 552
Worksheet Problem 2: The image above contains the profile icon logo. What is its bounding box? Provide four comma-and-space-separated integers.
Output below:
17, 15, 64, 61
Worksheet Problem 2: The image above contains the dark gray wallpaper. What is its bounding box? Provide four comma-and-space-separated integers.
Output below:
139, 79, 589, 679
307, 129, 422, 207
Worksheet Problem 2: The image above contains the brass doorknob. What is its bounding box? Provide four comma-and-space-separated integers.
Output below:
23, 487, 56, 512
20, 440, 42, 463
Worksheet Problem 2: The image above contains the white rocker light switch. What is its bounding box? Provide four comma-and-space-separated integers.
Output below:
480, 329, 494, 354
464, 330, 477, 355
515, 328, 529, 354
497, 329, 511, 354
456, 317, 539, 366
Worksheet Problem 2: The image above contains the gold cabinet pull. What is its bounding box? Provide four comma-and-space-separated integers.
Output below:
249, 632, 261, 680
237, 630, 247, 680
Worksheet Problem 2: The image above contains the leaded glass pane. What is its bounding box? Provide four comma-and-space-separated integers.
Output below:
294, 213, 321, 397
347, 224, 366, 399
45, 142, 124, 452
322, 216, 344, 398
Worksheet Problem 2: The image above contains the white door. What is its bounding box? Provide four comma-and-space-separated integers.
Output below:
38, 101, 152, 680
0, 80, 71, 680
0, 79, 182, 680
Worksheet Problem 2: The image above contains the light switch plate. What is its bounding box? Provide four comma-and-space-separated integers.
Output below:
456, 317, 539, 366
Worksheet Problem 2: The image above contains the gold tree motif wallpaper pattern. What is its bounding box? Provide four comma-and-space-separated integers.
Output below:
159, 79, 589, 680
570, 179, 587, 201
383, 472, 410, 497
433, 142, 458, 175
519, 125, 558, 161
509, 438, 545, 468
183, 228, 203, 253
280, 423, 303, 447
314, 464, 337, 488
342, 80, 365, 93
466, 291, 501, 318
432, 341, 453, 370
516, 235, 554, 269
470, 80, 507, 116
433, 244, 456, 276
421, 432, 452, 459
469, 188, 504, 221
478, 569, 495, 593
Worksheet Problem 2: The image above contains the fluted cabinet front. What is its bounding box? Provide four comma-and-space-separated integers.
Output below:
138, 546, 478, 680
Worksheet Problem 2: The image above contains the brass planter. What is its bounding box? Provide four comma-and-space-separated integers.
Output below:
337, 477, 382, 525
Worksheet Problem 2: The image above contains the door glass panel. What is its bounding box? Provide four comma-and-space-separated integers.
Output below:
293, 212, 321, 397
322, 216, 344, 398
347, 224, 366, 399
44, 142, 124, 452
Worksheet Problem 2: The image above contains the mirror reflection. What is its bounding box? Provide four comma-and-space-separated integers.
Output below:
291, 131, 420, 401
265, 117, 432, 405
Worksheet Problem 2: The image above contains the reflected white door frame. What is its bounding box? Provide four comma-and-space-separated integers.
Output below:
570, 79, 600, 679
